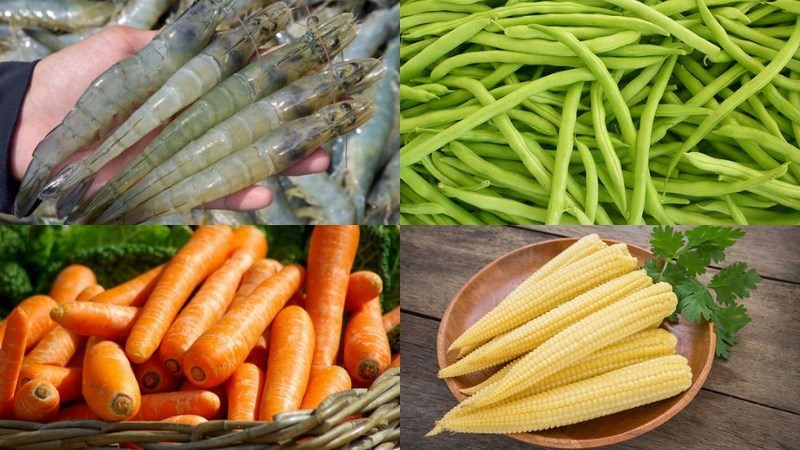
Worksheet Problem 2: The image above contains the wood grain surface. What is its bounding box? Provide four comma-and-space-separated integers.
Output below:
400, 226, 800, 449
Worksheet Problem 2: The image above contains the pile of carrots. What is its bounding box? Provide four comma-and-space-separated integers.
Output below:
0, 225, 400, 425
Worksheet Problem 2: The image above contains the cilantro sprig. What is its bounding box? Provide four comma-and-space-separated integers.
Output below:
643, 226, 760, 359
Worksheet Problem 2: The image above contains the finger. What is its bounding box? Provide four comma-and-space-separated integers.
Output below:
203, 185, 273, 211
281, 148, 330, 176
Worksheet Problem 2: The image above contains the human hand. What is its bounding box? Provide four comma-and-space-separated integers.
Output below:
10, 25, 329, 212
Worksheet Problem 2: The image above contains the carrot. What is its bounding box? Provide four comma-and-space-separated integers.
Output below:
286, 290, 306, 308
0, 295, 58, 351
183, 264, 305, 388
19, 365, 82, 403
92, 264, 166, 307
344, 299, 391, 386
226, 363, 264, 421
390, 354, 400, 368
24, 327, 86, 367
13, 379, 60, 421
126, 225, 234, 364
76, 284, 105, 301
244, 335, 268, 368
235, 259, 282, 302
159, 226, 267, 375
382, 307, 400, 332
51, 303, 141, 341
300, 365, 352, 410
133, 391, 221, 421
345, 271, 383, 312
57, 402, 99, 420
0, 309, 29, 417
258, 306, 315, 421
83, 340, 140, 421
180, 381, 227, 402
134, 355, 181, 394
49, 264, 97, 305
162, 414, 208, 425
306, 225, 360, 372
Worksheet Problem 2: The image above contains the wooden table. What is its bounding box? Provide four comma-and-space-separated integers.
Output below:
401, 226, 800, 449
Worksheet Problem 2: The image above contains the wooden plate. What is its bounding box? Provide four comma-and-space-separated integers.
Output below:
436, 238, 715, 448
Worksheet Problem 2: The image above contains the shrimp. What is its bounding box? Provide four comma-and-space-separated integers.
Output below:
24, 27, 97, 52
113, 0, 176, 30
343, 36, 399, 222
0, 0, 116, 32
118, 100, 375, 224
364, 150, 399, 224
13, 0, 234, 218
251, 178, 307, 224
43, 2, 291, 199
286, 173, 356, 224
0, 27, 50, 62
70, 13, 357, 223
342, 4, 398, 60
97, 58, 384, 223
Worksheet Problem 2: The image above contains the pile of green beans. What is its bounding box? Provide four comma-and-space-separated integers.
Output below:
399, 0, 800, 225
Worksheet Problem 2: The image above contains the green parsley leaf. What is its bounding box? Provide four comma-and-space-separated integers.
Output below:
709, 262, 761, 306
649, 226, 684, 260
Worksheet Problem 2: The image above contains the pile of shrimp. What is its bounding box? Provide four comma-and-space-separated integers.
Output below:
7, 0, 399, 224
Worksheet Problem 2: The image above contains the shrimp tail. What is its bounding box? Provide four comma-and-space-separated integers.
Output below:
13, 157, 48, 217
40, 161, 84, 199
56, 176, 92, 219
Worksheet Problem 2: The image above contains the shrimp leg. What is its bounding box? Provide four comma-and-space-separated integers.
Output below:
0, 0, 117, 32
364, 150, 399, 224
287, 173, 357, 224
44, 2, 291, 199
251, 178, 307, 224
71, 13, 356, 223
119, 100, 375, 224
13, 0, 234, 217
97, 58, 384, 224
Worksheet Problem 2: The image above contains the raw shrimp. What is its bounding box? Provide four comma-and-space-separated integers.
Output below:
251, 178, 307, 224
114, 0, 176, 30
70, 13, 356, 223
0, 27, 50, 62
118, 100, 375, 223
287, 172, 356, 224
0, 0, 117, 32
44, 2, 291, 199
13, 0, 234, 218
342, 4, 398, 60
24, 27, 97, 51
99, 58, 384, 223
343, 37, 399, 221
364, 150, 398, 224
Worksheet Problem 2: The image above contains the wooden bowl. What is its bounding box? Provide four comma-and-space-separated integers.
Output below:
436, 238, 715, 448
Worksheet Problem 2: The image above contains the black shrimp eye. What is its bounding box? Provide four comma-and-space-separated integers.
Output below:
314, 44, 324, 52
307, 16, 319, 26
330, 38, 340, 48
340, 102, 353, 112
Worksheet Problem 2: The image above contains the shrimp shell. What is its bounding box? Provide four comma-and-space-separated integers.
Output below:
0, 0, 117, 32
286, 173, 356, 224
44, 2, 291, 198
71, 13, 356, 223
364, 150, 399, 224
118, 100, 375, 224
251, 177, 307, 224
114, 0, 176, 30
342, 4, 399, 60
99, 58, 384, 223
14, 0, 234, 217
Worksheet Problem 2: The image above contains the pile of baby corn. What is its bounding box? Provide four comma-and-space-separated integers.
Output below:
430, 234, 692, 435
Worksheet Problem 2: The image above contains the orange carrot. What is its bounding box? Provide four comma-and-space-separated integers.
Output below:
344, 271, 383, 312
126, 225, 234, 364
183, 264, 305, 388
162, 414, 208, 425
133, 391, 221, 421
92, 264, 166, 307
23, 327, 86, 367
306, 225, 360, 372
0, 309, 29, 417
382, 307, 400, 332
226, 363, 264, 421
83, 340, 140, 421
244, 335, 268, 368
179, 381, 227, 405
19, 365, 82, 403
258, 306, 315, 421
76, 284, 105, 301
57, 402, 99, 421
286, 290, 306, 308
134, 355, 181, 394
390, 354, 400, 368
159, 226, 267, 375
344, 299, 391, 386
300, 366, 352, 410
13, 379, 60, 422
0, 295, 58, 351
51, 303, 141, 341
49, 265, 97, 305
235, 259, 282, 302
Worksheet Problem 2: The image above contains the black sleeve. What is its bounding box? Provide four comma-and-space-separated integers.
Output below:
0, 60, 38, 214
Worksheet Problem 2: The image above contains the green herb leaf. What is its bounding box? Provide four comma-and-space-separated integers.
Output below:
674, 279, 714, 323
649, 226, 684, 260
709, 262, 761, 306
714, 304, 751, 358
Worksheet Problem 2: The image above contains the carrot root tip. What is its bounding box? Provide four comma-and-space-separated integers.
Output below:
33, 385, 51, 400
190, 366, 206, 383
141, 372, 161, 391
111, 394, 135, 416
358, 359, 381, 382
49, 307, 64, 322
164, 359, 181, 375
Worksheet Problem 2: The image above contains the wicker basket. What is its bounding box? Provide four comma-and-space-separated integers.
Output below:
0, 369, 399, 449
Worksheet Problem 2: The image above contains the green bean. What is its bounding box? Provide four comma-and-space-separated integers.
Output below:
575, 140, 599, 222
432, 152, 485, 186
400, 106, 481, 133
400, 0, 491, 17
468, 30, 642, 57
684, 152, 800, 199
401, 12, 468, 33
663, 206, 735, 224
629, 104, 711, 117
438, 183, 549, 223
503, 25, 625, 41
399, 85, 440, 103
724, 194, 749, 224
654, 0, 747, 16
602, 43, 688, 57
770, 0, 800, 14
714, 124, 800, 163
653, 163, 789, 196
546, 82, 583, 224
667, 17, 800, 175
400, 38, 436, 60
711, 6, 752, 23
741, 78, 783, 137
400, 166, 483, 224
407, 64, 522, 115
400, 202, 452, 216
421, 154, 458, 186
728, 192, 777, 208
476, 211, 507, 224
589, 82, 627, 212
400, 18, 491, 83
446, 142, 518, 160
698, 201, 800, 223
492, 15, 670, 36
401, 68, 595, 165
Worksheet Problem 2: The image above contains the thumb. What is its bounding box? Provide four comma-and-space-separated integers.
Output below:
99, 25, 159, 54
